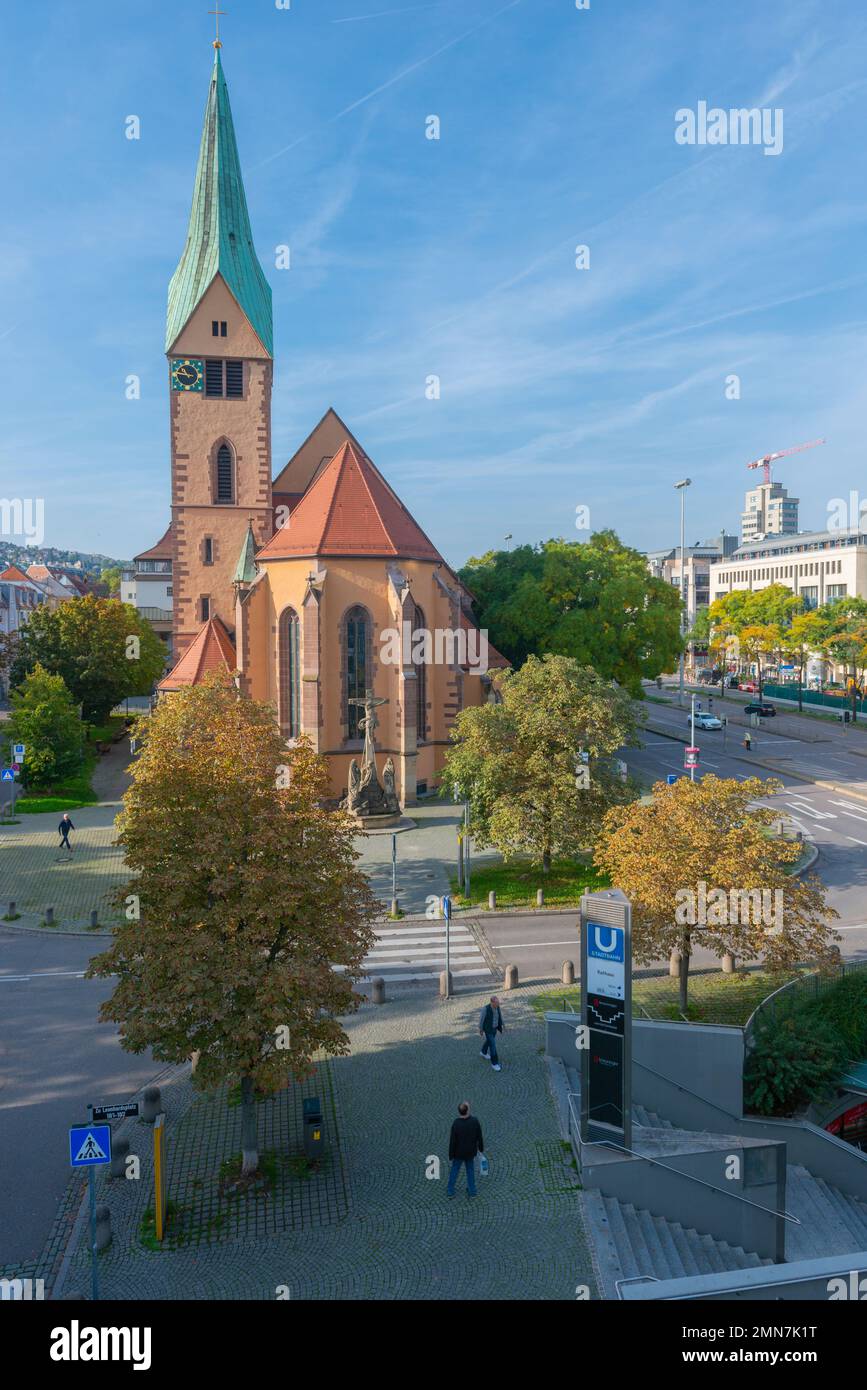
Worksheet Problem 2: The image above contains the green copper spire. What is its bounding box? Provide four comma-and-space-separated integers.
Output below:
166, 50, 273, 354
233, 521, 258, 586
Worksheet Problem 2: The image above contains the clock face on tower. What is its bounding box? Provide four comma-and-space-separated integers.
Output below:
171, 358, 204, 392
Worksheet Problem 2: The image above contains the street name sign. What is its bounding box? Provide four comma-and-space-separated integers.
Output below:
69, 1124, 112, 1167
91, 1102, 139, 1123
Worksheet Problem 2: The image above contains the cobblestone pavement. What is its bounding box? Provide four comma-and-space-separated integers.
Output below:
56, 986, 597, 1300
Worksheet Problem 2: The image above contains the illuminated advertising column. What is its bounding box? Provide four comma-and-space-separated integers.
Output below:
580, 888, 632, 1151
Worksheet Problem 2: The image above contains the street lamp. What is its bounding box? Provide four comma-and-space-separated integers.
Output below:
674, 479, 692, 706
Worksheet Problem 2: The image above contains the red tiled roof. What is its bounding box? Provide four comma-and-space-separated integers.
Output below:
0, 565, 32, 582
135, 524, 173, 562
258, 440, 444, 563
158, 616, 236, 691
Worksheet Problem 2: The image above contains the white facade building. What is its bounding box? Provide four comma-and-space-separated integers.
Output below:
709, 527, 867, 609
121, 525, 173, 663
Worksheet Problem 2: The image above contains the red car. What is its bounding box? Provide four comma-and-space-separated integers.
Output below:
738, 681, 758, 693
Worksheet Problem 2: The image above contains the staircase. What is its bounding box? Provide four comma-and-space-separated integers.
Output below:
559, 1064, 867, 1295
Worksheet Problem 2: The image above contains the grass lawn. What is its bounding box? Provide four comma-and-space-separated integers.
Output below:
532, 967, 807, 1025
11, 715, 127, 814
449, 855, 609, 909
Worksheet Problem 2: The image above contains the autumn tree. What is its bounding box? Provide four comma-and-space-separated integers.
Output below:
6, 664, 83, 789
88, 674, 378, 1176
10, 594, 166, 721
441, 654, 638, 871
594, 775, 839, 1012
458, 532, 682, 694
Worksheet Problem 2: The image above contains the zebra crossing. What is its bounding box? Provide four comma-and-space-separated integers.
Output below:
356, 920, 492, 985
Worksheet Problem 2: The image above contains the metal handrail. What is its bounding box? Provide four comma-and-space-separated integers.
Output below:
615, 1275, 660, 1298
566, 1092, 800, 1227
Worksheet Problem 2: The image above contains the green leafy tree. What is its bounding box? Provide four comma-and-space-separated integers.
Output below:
99, 566, 123, 595
744, 1016, 848, 1116
459, 532, 681, 695
10, 594, 166, 721
88, 674, 378, 1177
441, 654, 638, 872
595, 775, 839, 1012
6, 664, 83, 789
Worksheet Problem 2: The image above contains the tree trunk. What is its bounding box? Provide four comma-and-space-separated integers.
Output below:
542, 849, 551, 874
240, 1073, 259, 1176
678, 931, 691, 1014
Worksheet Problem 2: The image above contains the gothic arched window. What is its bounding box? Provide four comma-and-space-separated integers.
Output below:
278, 608, 300, 739
345, 606, 371, 740
215, 442, 235, 503
414, 603, 427, 742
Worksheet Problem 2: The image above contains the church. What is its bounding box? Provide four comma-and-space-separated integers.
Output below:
154, 43, 504, 807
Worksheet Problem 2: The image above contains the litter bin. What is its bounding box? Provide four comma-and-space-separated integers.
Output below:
303, 1096, 324, 1160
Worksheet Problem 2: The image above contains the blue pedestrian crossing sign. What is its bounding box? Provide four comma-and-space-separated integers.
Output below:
1, 769, 15, 781
69, 1124, 112, 1167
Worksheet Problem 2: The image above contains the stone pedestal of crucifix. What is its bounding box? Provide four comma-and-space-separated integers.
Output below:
340, 690, 402, 827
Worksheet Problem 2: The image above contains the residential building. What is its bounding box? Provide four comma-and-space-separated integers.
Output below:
121, 526, 174, 664
0, 565, 48, 696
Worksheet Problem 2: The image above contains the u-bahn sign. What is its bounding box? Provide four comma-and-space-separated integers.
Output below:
580, 889, 632, 1151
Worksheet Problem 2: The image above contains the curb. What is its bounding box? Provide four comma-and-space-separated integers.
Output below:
0, 906, 113, 939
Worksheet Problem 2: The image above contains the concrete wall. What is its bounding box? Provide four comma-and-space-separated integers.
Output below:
582, 1142, 785, 1262
621, 1252, 867, 1301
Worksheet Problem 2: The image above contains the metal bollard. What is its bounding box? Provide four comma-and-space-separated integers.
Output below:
45, 907, 55, 925
536, 889, 544, 908
95, 1205, 112, 1253
90, 909, 99, 929
504, 963, 519, 990
371, 977, 386, 1005
390, 897, 399, 917
110, 1136, 130, 1178
141, 1086, 161, 1124
669, 949, 681, 978
7, 901, 15, 917
562, 959, 575, 985
488, 891, 496, 910
439, 970, 452, 999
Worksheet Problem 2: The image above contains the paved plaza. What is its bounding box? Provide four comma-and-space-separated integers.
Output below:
54, 986, 597, 1300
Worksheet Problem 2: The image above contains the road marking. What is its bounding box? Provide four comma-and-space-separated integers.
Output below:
845, 836, 867, 846
784, 800, 836, 820
491, 940, 578, 951
828, 800, 867, 822
357, 967, 491, 983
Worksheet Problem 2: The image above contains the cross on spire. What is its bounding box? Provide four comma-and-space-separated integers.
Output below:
209, 6, 226, 49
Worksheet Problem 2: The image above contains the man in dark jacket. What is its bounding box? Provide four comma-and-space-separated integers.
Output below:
479, 996, 504, 1070
58, 813, 75, 855
447, 1100, 483, 1198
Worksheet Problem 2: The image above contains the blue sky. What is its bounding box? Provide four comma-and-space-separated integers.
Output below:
2, 0, 866, 567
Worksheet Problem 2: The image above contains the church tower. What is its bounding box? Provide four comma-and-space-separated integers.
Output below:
166, 45, 273, 659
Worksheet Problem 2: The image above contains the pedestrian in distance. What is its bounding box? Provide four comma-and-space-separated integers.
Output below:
58, 812, 75, 855
479, 995, 504, 1071
743, 731, 752, 752
447, 1100, 484, 1199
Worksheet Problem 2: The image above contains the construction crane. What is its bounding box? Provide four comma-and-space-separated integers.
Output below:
745, 437, 826, 486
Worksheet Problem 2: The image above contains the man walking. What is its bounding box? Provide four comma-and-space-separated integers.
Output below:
447, 1100, 484, 1199
58, 813, 75, 855
479, 995, 504, 1071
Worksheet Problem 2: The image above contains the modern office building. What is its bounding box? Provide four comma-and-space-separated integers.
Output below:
709, 527, 867, 609
741, 480, 799, 543
646, 533, 740, 628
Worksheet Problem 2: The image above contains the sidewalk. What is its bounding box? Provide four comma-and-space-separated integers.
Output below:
53, 985, 597, 1300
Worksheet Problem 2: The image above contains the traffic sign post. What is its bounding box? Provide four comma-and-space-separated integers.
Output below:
441, 894, 451, 997
685, 746, 699, 776
666, 773, 679, 785
69, 1118, 111, 1301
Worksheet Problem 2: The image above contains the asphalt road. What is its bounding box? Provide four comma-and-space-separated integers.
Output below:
0, 926, 161, 1266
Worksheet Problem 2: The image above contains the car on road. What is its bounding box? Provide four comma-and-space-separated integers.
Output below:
689, 712, 723, 730
744, 701, 776, 718
738, 681, 759, 693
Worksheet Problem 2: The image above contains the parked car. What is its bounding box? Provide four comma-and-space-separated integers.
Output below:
738, 681, 758, 693
725, 675, 739, 688
690, 712, 723, 730
744, 702, 776, 718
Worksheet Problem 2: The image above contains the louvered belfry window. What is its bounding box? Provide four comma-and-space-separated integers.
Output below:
216, 444, 234, 503
205, 360, 243, 398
